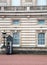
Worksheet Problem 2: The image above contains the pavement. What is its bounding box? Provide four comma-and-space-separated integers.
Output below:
0, 55, 47, 65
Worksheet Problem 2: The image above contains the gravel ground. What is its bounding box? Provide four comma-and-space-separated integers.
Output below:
0, 55, 47, 65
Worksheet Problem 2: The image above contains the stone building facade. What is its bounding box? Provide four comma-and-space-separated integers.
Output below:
0, 0, 47, 51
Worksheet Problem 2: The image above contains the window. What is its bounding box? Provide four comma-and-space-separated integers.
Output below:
38, 33, 45, 45
38, 20, 45, 25
13, 32, 20, 44
37, 0, 46, 6
12, 0, 20, 6
25, 0, 32, 2
13, 20, 19, 25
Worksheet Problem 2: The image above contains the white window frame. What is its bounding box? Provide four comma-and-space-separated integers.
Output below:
13, 31, 21, 47
37, 32, 46, 47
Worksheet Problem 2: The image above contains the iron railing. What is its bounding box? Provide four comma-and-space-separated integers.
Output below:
0, 6, 47, 12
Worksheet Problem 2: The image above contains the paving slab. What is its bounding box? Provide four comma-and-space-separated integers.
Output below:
0, 55, 47, 65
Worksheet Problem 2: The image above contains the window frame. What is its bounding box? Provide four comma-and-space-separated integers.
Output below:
37, 32, 46, 47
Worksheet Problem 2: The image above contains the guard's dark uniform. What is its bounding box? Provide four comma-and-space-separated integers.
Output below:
6, 42, 10, 54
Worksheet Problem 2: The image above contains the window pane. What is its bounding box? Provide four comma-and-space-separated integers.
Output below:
37, 0, 46, 6
38, 20, 45, 25
13, 32, 20, 44
13, 20, 19, 25
13, 39, 19, 44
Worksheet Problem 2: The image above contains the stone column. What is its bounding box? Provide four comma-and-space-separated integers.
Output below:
7, 0, 11, 6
